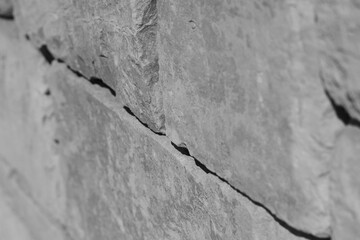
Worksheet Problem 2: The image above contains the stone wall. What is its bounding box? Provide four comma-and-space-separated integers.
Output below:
0, 0, 359, 240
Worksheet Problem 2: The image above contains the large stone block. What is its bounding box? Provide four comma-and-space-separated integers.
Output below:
158, 0, 343, 236
331, 126, 360, 240
0, 21, 304, 238
13, 0, 165, 133
49, 63, 304, 240
318, 0, 360, 123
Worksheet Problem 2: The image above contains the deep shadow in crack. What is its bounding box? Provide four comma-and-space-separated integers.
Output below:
0, 9, 14, 21
170, 141, 331, 240
0, 14, 14, 20
89, 77, 116, 97
39, 45, 55, 64
325, 90, 360, 128
34, 41, 117, 97
123, 106, 165, 136
171, 142, 191, 156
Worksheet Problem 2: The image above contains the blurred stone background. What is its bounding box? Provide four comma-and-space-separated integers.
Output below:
0, 0, 359, 239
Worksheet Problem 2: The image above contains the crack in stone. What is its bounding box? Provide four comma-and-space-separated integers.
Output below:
324, 90, 360, 127
34, 41, 116, 97
30, 29, 331, 240
38, 45, 55, 64
0, 14, 14, 20
123, 106, 165, 136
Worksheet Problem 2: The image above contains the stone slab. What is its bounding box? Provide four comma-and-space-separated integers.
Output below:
158, 0, 343, 236
49, 62, 304, 240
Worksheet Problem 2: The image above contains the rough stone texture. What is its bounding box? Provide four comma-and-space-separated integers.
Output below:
0, 21, 305, 240
0, 0, 12, 17
159, 0, 343, 236
8, 0, 354, 237
3, 1, 360, 239
318, 0, 360, 123
12, 0, 165, 133
331, 126, 360, 240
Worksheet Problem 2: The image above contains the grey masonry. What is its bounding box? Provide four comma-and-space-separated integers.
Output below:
1, 0, 360, 239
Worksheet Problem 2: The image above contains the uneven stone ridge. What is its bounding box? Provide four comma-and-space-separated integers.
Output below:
1, 0, 360, 240
13, 0, 165, 133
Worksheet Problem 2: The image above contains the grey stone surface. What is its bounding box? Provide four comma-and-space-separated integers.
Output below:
159, 0, 343, 236
0, 21, 304, 240
319, 0, 360, 123
4, 1, 360, 239
10, 0, 351, 236
331, 126, 360, 240
49, 66, 304, 239
0, 0, 12, 17
13, 0, 165, 133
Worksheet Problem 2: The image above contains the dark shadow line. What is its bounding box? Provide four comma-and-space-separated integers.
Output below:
123, 106, 165, 136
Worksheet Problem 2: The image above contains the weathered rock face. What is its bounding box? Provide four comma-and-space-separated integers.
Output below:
318, 0, 360, 123
2, 0, 360, 239
0, 21, 304, 240
331, 126, 360, 240
15, 0, 345, 235
159, 0, 342, 236
13, 0, 165, 133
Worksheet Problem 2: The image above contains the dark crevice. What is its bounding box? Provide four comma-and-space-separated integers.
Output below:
170, 141, 330, 240
39, 45, 55, 64
0, 14, 14, 20
123, 106, 165, 136
325, 91, 351, 124
171, 142, 190, 156
66, 66, 83, 78
325, 90, 360, 127
64, 64, 116, 97
89, 77, 116, 96
44, 89, 51, 96
23, 34, 117, 98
